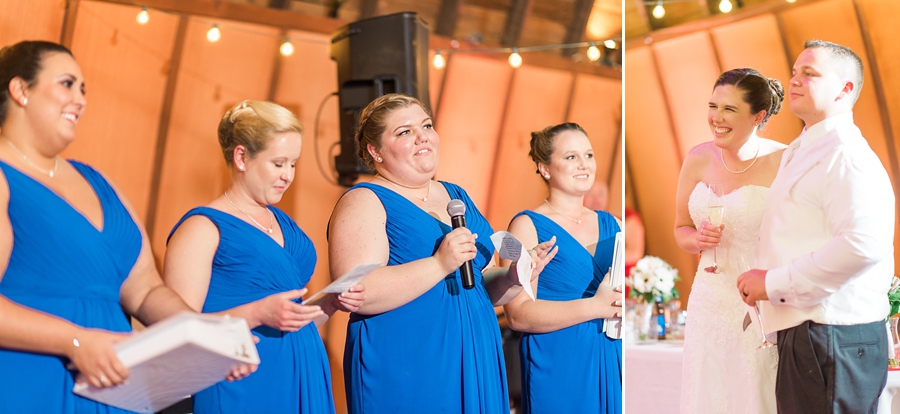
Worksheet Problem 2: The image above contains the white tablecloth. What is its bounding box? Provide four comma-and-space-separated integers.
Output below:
625, 341, 900, 414
624, 341, 684, 414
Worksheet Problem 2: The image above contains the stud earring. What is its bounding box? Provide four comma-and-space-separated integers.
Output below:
238, 166, 244, 171
376, 156, 382, 162
543, 174, 550, 179
22, 97, 27, 107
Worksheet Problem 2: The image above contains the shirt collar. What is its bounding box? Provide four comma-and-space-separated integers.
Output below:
795, 112, 854, 149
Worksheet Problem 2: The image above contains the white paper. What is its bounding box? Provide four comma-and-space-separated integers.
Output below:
603, 232, 624, 339
490, 231, 535, 301
303, 262, 380, 306
73, 312, 259, 413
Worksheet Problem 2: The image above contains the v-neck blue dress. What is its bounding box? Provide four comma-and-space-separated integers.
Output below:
516, 210, 622, 414
342, 181, 509, 414
169, 206, 334, 414
0, 160, 140, 413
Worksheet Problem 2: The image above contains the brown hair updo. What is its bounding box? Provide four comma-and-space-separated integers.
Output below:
0, 40, 73, 126
713, 68, 784, 129
529, 122, 588, 180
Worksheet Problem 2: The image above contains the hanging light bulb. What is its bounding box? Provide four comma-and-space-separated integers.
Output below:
719, 0, 733, 13
206, 24, 221, 43
433, 50, 445, 69
587, 42, 601, 62
280, 38, 294, 56
603, 39, 617, 49
508, 48, 523, 68
652, 1, 666, 19
786, 0, 796, 2
136, 6, 149, 25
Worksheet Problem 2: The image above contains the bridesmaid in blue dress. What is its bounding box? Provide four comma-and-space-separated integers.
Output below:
328, 94, 557, 414
503, 122, 624, 414
163, 100, 365, 414
0, 41, 210, 412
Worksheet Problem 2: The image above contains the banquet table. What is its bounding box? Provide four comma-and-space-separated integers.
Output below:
625, 340, 900, 414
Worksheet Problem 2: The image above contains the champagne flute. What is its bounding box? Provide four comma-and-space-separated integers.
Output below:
738, 256, 776, 349
703, 183, 725, 274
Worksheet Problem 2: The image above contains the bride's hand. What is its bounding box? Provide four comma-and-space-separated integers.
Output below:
695, 221, 724, 251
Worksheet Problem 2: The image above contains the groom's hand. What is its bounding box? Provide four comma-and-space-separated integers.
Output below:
736, 269, 768, 305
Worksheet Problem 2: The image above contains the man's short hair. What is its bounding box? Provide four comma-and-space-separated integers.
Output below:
804, 40, 864, 104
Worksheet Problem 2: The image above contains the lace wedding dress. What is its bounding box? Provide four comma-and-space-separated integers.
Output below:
680, 182, 778, 414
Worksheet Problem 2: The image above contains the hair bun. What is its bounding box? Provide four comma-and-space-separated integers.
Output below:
766, 77, 785, 116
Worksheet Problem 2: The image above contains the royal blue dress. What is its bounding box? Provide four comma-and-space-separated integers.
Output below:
516, 210, 622, 414
169, 206, 334, 414
0, 160, 140, 413
343, 182, 509, 414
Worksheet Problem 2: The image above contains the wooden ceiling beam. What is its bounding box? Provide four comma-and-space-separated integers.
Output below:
500, 0, 533, 47
434, 0, 465, 37
267, 0, 292, 9
562, 0, 593, 56
89, 0, 345, 34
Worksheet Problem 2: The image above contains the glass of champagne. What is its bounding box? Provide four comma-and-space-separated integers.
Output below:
738, 256, 776, 349
703, 183, 724, 274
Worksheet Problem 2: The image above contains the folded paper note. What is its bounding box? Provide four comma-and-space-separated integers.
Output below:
302, 262, 380, 306
490, 231, 535, 301
603, 232, 624, 340
73, 312, 260, 413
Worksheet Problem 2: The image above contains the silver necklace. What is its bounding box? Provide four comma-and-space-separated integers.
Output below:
224, 191, 274, 233
378, 174, 431, 202
720, 139, 760, 174
544, 199, 584, 224
5, 139, 59, 178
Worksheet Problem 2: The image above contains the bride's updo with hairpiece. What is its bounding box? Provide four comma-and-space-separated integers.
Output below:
713, 68, 785, 129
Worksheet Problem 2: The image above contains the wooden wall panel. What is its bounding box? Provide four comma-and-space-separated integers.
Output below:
567, 74, 623, 217
0, 0, 65, 45
151, 20, 279, 258
64, 2, 178, 221
434, 54, 512, 207
624, 46, 696, 298
486, 66, 573, 230
710, 14, 802, 144
652, 32, 722, 159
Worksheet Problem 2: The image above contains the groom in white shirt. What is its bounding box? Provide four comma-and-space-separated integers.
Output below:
737, 40, 895, 413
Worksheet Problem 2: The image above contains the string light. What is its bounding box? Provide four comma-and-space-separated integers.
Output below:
604, 39, 617, 49
587, 42, 601, 62
786, 0, 796, 2
508, 48, 523, 68
136, 6, 149, 25
719, 0, 733, 13
433, 50, 445, 69
280, 38, 294, 56
206, 24, 221, 42
652, 1, 666, 19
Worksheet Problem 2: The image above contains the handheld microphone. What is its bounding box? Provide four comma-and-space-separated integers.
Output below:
447, 199, 475, 289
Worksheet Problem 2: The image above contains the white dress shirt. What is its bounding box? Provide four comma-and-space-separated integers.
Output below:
757, 112, 896, 333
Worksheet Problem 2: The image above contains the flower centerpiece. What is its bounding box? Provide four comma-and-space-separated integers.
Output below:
627, 255, 680, 304
626, 255, 680, 342
888, 277, 900, 369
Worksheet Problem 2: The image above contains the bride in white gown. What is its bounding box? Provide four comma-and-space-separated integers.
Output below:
674, 68, 788, 414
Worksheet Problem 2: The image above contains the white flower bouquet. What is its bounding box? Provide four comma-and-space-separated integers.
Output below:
627, 255, 680, 303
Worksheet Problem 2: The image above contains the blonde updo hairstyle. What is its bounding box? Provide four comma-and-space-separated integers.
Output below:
529, 122, 588, 182
355, 93, 431, 169
218, 100, 303, 167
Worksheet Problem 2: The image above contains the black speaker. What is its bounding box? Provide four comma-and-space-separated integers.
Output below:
329, 12, 431, 187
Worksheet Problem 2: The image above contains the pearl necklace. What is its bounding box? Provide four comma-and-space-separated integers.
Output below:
543, 199, 584, 224
720, 139, 760, 174
377, 174, 431, 202
4, 139, 59, 178
224, 191, 274, 233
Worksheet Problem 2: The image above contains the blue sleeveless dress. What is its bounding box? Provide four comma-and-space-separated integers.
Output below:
168, 206, 334, 414
517, 210, 622, 414
0, 160, 140, 413
343, 182, 509, 414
